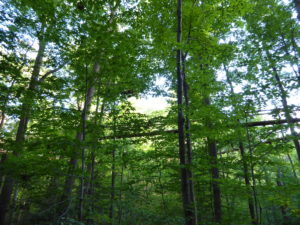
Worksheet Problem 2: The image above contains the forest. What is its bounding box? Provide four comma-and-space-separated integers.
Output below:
1, 0, 300, 224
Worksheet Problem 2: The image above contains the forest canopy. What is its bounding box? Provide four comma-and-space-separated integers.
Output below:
1, 0, 300, 225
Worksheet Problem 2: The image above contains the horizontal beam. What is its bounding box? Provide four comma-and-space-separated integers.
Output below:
98, 118, 300, 140
246, 118, 300, 127
99, 129, 178, 140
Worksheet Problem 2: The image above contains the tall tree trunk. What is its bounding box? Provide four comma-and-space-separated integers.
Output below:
272, 66, 300, 161
0, 79, 16, 129
0, 79, 14, 192
280, 129, 298, 179
62, 1, 118, 216
117, 155, 124, 225
85, 99, 105, 221
60, 62, 99, 218
7, 186, 18, 225
0, 155, 5, 191
176, 0, 197, 224
239, 142, 258, 225
0, 38, 46, 225
224, 65, 257, 224
158, 169, 167, 211
264, 50, 300, 161
207, 138, 222, 224
245, 126, 261, 225
109, 103, 117, 225
286, 153, 297, 179
118, 151, 124, 225
109, 147, 116, 225
78, 64, 90, 221
276, 168, 289, 224
182, 57, 197, 220
203, 96, 222, 224
85, 97, 105, 194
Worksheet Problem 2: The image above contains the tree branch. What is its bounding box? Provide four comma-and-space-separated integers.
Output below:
39, 63, 67, 83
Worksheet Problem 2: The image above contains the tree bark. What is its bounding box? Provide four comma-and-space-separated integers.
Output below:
182, 46, 197, 224
0, 79, 16, 129
109, 147, 116, 225
60, 63, 99, 219
85, 100, 105, 221
276, 168, 290, 224
272, 65, 300, 161
0, 38, 46, 225
287, 153, 297, 179
176, 0, 197, 224
202, 96, 222, 224
117, 161, 124, 225
224, 65, 257, 224
207, 138, 222, 223
245, 126, 261, 225
263, 49, 300, 161
109, 103, 118, 225
239, 142, 258, 225
85, 97, 105, 194
78, 64, 90, 221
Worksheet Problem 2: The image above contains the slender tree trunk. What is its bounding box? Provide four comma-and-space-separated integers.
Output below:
118, 159, 124, 225
224, 65, 257, 224
272, 66, 300, 161
264, 50, 300, 161
245, 126, 261, 225
218, 151, 232, 220
0, 155, 5, 191
63, 1, 118, 216
276, 169, 289, 224
287, 153, 297, 179
78, 64, 90, 221
0, 103, 7, 129
239, 142, 258, 225
202, 96, 222, 224
85, 93, 100, 196
176, 0, 197, 224
0, 38, 46, 225
158, 169, 167, 211
207, 138, 222, 223
182, 58, 197, 220
109, 147, 116, 225
16, 39, 47, 143
290, 28, 299, 63
60, 62, 99, 218
0, 79, 16, 129
280, 129, 298, 179
85, 97, 105, 194
109, 103, 118, 225
7, 186, 18, 225
85, 100, 105, 220
0, 79, 14, 193
60, 132, 81, 216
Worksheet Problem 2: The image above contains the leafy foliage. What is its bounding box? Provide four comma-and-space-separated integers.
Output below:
0, 0, 300, 225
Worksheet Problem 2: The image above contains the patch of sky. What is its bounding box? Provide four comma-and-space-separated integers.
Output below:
130, 75, 170, 114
